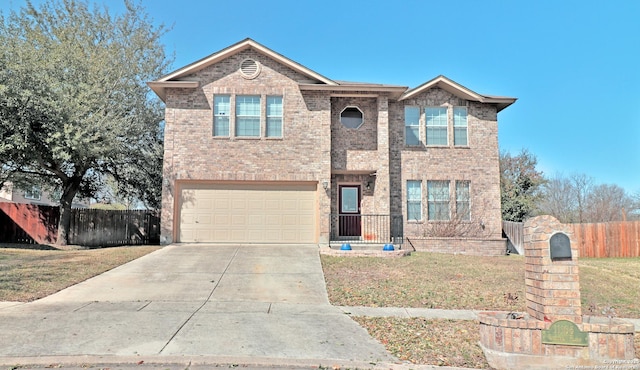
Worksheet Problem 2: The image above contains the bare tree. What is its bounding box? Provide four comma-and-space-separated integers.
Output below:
538, 173, 636, 223
537, 174, 578, 223
571, 174, 594, 223
584, 184, 633, 222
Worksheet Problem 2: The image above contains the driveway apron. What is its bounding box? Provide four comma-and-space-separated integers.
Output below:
0, 244, 396, 364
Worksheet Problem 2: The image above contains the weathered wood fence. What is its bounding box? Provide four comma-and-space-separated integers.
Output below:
502, 220, 524, 255
0, 203, 59, 244
502, 220, 640, 258
0, 203, 160, 247
569, 221, 640, 258
69, 209, 160, 247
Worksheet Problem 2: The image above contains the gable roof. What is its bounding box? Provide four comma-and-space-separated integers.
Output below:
400, 75, 516, 112
148, 40, 516, 112
148, 38, 337, 101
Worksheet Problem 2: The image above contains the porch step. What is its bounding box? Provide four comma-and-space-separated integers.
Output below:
328, 243, 403, 251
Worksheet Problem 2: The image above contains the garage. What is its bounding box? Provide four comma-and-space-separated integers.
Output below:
178, 182, 317, 243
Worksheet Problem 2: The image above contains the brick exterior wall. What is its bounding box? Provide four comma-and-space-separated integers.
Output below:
390, 88, 503, 242
158, 43, 507, 251
523, 215, 582, 323
161, 49, 331, 243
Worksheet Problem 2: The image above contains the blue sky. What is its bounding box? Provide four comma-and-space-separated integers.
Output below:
3, 0, 639, 194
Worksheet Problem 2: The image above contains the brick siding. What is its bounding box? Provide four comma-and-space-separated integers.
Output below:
159, 45, 505, 251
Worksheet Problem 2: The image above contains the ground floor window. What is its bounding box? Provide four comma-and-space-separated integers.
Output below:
407, 180, 422, 221
456, 180, 471, 221
427, 180, 450, 221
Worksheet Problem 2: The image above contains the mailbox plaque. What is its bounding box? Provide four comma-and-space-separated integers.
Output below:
550, 232, 571, 260
542, 320, 588, 346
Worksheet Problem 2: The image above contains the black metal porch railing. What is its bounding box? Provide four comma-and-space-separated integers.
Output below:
329, 214, 404, 244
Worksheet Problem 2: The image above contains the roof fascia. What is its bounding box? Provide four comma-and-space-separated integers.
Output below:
400, 75, 517, 111
299, 83, 408, 100
147, 81, 200, 102
400, 75, 483, 102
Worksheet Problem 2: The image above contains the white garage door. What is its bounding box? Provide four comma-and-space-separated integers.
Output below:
179, 183, 317, 243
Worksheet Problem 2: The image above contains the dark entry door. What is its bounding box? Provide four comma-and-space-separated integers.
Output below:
339, 185, 361, 237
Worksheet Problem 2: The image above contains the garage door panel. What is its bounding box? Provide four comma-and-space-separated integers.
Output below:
179, 183, 316, 243
231, 214, 247, 226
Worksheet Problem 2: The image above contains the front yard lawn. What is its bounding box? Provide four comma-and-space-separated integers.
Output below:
321, 252, 640, 368
0, 244, 160, 302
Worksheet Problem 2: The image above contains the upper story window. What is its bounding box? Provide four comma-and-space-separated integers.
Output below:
404, 106, 420, 146
266, 96, 283, 137
24, 186, 42, 200
235, 95, 261, 137
340, 106, 364, 129
213, 95, 230, 137
212, 94, 284, 139
404, 105, 470, 147
453, 107, 468, 146
425, 107, 448, 146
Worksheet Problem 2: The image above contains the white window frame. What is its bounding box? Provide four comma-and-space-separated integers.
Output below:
404, 106, 420, 146
456, 180, 471, 221
213, 95, 230, 137
340, 106, 364, 129
235, 95, 261, 137
266, 95, 283, 138
425, 107, 448, 146
453, 106, 468, 146
24, 186, 42, 200
427, 180, 450, 221
406, 180, 422, 221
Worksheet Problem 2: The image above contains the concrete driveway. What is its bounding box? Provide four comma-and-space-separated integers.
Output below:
0, 244, 398, 368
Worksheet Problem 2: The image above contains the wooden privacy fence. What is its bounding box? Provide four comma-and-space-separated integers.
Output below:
0, 203, 59, 244
502, 220, 524, 255
569, 221, 640, 258
69, 209, 160, 247
0, 203, 160, 247
502, 220, 640, 258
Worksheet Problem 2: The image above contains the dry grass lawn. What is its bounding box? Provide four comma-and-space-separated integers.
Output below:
321, 252, 640, 368
0, 244, 160, 302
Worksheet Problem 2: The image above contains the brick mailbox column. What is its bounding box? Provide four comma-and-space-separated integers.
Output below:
524, 215, 582, 324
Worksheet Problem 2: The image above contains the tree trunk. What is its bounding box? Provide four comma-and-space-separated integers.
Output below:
55, 180, 81, 246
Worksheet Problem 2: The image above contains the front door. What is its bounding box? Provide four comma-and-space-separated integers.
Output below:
338, 185, 361, 237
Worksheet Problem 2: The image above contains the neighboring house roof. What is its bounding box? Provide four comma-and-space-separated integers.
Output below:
400, 75, 516, 112
148, 38, 516, 111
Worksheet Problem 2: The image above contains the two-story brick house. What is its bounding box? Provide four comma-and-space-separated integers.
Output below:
149, 38, 515, 254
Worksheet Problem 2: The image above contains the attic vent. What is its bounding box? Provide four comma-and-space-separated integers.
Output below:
240, 58, 260, 79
